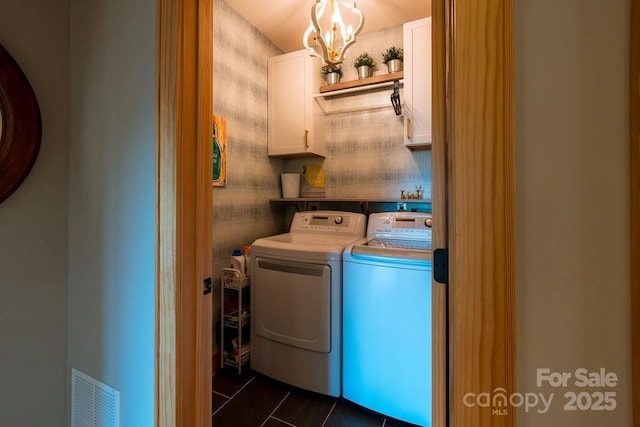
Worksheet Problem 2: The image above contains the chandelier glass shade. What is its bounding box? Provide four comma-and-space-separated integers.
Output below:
303, 0, 365, 66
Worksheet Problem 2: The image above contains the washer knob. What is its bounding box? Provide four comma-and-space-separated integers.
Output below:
425, 218, 433, 228
334, 216, 343, 224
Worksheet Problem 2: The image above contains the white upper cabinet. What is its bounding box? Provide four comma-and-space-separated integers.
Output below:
268, 50, 326, 157
403, 17, 432, 149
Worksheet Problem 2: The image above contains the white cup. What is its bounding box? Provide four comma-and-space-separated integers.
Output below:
281, 173, 301, 198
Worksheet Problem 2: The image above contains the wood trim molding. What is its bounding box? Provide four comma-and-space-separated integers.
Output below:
431, 1, 448, 426
195, 0, 213, 423
447, 0, 516, 425
156, 0, 178, 423
157, 0, 213, 425
631, 0, 640, 425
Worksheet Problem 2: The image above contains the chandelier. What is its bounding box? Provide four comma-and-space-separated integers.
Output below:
303, 0, 365, 66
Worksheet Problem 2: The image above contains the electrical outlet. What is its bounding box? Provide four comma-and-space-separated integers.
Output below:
309, 202, 320, 211
397, 202, 407, 211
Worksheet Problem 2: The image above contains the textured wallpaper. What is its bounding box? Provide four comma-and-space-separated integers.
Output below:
212, 0, 286, 345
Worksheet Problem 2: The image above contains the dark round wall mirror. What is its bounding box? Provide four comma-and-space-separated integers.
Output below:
0, 43, 42, 204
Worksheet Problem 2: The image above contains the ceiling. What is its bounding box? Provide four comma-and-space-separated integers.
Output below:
225, 0, 431, 53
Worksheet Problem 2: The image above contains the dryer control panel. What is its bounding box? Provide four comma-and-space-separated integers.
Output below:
290, 211, 367, 236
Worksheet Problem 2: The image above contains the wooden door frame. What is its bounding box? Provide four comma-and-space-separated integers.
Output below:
431, 0, 448, 425
164, 0, 640, 427
625, 3, 640, 425
153, 0, 640, 425
156, 0, 213, 426
156, 0, 515, 426
155, 0, 518, 426
440, 0, 516, 425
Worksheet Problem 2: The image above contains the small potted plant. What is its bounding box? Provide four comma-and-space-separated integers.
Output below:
321, 64, 343, 85
382, 46, 404, 73
353, 51, 375, 79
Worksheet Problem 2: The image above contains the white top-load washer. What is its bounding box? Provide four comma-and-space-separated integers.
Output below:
250, 210, 367, 397
343, 212, 433, 426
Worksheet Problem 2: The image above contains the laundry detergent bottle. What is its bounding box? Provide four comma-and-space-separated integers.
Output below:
230, 248, 246, 278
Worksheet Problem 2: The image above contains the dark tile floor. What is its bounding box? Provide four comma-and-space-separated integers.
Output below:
213, 368, 421, 427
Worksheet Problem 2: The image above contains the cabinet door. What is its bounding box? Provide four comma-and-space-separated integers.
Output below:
403, 17, 432, 149
268, 51, 326, 157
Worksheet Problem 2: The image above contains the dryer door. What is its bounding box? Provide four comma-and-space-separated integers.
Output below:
253, 257, 331, 353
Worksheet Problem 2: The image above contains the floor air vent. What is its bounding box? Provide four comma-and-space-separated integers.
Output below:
71, 368, 120, 427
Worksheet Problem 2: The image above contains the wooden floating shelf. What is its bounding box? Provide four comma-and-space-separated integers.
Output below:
270, 197, 431, 213
319, 71, 404, 94
270, 197, 429, 203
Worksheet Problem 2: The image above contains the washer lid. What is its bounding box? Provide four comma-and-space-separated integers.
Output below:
366, 238, 432, 251
350, 240, 433, 263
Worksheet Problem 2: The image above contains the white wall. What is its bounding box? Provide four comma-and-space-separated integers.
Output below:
0, 1, 69, 425
68, 1, 156, 425
515, 0, 632, 425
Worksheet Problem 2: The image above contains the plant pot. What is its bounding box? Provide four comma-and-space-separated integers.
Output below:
356, 65, 372, 79
325, 72, 341, 85
386, 59, 403, 73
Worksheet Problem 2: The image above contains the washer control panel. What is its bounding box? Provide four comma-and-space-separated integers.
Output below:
367, 212, 433, 240
291, 211, 367, 236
